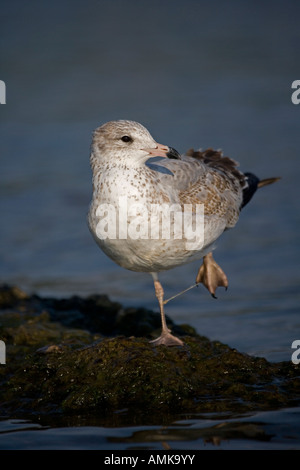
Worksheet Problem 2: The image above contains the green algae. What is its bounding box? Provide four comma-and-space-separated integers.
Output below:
0, 284, 299, 419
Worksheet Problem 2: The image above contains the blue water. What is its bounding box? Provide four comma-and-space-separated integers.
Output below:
1, 407, 300, 450
0, 0, 300, 449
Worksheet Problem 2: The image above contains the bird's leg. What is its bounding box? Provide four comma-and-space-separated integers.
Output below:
150, 274, 183, 346
196, 252, 228, 298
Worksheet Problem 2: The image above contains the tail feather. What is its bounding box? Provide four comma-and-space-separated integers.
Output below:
241, 173, 281, 209
257, 177, 281, 188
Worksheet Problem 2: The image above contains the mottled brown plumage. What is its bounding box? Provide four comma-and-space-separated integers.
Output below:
186, 148, 246, 187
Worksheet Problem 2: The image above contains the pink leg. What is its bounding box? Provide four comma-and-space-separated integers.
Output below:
150, 275, 184, 346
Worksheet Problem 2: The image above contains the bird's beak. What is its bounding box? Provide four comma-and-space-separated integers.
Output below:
141, 143, 181, 160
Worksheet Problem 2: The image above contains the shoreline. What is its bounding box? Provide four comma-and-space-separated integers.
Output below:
0, 284, 299, 421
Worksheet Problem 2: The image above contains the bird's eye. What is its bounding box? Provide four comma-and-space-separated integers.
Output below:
121, 135, 132, 143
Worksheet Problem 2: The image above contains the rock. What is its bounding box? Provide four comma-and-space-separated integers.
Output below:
0, 284, 299, 421
0, 284, 29, 308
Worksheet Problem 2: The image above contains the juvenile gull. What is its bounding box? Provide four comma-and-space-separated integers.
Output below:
88, 120, 279, 346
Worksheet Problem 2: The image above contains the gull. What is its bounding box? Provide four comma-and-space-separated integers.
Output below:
88, 120, 279, 346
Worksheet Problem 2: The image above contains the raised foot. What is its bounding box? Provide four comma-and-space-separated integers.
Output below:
196, 252, 228, 298
150, 331, 184, 347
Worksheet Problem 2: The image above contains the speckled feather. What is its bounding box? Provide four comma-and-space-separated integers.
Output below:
88, 121, 255, 273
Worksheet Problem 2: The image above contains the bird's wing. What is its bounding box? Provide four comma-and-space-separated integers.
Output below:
147, 148, 245, 229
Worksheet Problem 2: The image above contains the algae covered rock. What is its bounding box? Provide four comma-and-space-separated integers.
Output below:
0, 284, 299, 419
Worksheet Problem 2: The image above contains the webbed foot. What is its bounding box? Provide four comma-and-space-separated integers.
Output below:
150, 330, 184, 346
196, 252, 228, 298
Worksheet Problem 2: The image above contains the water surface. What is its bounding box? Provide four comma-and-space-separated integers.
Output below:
1, 407, 300, 450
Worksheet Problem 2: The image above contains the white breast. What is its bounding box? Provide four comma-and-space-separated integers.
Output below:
88, 164, 225, 272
